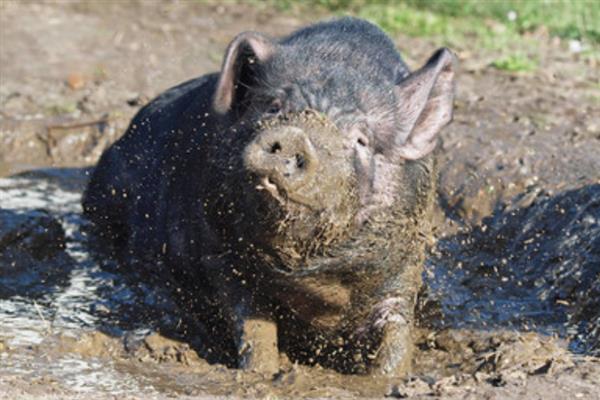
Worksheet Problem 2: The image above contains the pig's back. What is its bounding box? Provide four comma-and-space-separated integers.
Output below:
82, 74, 218, 254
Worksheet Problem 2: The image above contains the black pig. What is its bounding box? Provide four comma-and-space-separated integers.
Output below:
83, 17, 455, 375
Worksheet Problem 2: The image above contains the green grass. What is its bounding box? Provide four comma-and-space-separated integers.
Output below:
281, 0, 600, 44
404, 0, 600, 43
491, 54, 538, 72
47, 102, 78, 116
265, 0, 599, 72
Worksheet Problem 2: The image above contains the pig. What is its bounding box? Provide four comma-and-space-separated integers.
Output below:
83, 17, 455, 375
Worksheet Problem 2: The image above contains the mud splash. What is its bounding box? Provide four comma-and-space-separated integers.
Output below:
1, 170, 599, 399
1, 1, 600, 398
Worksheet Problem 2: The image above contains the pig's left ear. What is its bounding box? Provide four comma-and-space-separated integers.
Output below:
213, 32, 276, 114
392, 48, 456, 160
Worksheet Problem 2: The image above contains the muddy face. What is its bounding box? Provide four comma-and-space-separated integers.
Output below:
83, 17, 458, 376
208, 23, 455, 278
241, 111, 359, 268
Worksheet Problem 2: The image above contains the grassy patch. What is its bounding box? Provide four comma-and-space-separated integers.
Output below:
404, 0, 600, 43
491, 54, 537, 72
265, 0, 600, 70
46, 102, 78, 116
284, 0, 600, 45
358, 3, 455, 38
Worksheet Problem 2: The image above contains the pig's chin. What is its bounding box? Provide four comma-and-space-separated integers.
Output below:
249, 178, 322, 240
255, 176, 288, 208
243, 179, 356, 272
255, 175, 324, 211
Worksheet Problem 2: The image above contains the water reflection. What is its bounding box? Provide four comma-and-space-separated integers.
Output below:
0, 169, 598, 395
424, 184, 600, 354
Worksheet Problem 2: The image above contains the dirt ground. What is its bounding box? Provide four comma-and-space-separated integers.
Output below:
1, 1, 599, 399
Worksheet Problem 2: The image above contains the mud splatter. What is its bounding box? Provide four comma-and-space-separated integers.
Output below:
1, 1, 599, 398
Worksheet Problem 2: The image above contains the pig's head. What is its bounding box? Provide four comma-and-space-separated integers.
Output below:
210, 20, 455, 271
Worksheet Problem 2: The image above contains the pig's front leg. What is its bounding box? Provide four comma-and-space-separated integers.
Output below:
218, 294, 280, 375
368, 296, 415, 376
203, 255, 280, 374
237, 315, 280, 375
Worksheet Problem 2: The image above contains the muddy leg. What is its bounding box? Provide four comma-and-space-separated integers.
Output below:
368, 297, 414, 376
372, 317, 413, 376
238, 317, 279, 374
203, 257, 279, 373
212, 290, 280, 374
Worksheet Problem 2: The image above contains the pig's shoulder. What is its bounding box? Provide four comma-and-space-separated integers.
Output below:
136, 73, 219, 126
113, 73, 218, 156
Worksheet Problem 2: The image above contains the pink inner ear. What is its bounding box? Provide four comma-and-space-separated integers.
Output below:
213, 32, 275, 115
396, 139, 438, 160
246, 36, 275, 61
393, 48, 456, 160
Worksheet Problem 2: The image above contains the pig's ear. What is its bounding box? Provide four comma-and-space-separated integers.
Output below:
213, 32, 276, 114
392, 48, 455, 160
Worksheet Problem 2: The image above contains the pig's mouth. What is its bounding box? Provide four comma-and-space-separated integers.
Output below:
240, 165, 359, 273
255, 175, 319, 211
256, 176, 286, 206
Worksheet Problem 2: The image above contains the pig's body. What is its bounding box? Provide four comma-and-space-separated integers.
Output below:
84, 17, 455, 375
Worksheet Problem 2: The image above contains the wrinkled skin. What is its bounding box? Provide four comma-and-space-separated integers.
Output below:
83, 17, 455, 376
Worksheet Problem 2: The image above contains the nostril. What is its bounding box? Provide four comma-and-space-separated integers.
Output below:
270, 142, 282, 154
295, 153, 306, 169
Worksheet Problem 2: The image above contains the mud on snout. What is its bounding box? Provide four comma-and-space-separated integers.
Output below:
241, 110, 360, 267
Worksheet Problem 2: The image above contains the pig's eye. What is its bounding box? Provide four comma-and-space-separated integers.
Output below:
265, 99, 282, 116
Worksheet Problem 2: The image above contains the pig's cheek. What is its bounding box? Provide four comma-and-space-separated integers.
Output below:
353, 145, 374, 204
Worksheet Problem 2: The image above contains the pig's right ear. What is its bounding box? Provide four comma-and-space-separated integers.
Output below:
213, 32, 276, 114
391, 48, 455, 160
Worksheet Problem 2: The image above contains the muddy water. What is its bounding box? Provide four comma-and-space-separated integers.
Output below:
1, 2, 599, 396
426, 184, 600, 350
1, 169, 599, 398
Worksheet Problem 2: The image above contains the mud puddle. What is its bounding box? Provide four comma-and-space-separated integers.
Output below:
1, 1, 600, 398
1, 170, 599, 399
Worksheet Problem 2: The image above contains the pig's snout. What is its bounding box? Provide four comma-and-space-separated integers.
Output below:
244, 126, 319, 195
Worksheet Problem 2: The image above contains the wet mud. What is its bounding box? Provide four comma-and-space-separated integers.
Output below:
1, 168, 598, 399
1, 1, 600, 399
